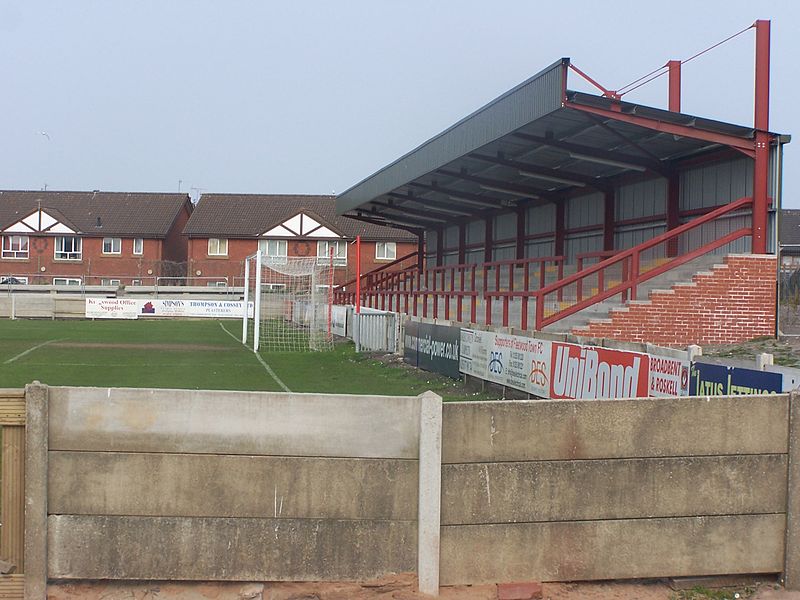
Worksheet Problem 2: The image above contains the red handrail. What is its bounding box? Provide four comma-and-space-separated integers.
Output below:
534, 196, 754, 329
335, 251, 418, 291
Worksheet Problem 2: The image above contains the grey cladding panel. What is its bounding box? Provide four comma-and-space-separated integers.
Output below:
440, 514, 784, 584
566, 193, 603, 228
442, 396, 789, 463
466, 219, 485, 244
680, 157, 753, 211
48, 515, 416, 581
49, 452, 418, 520
49, 387, 421, 459
493, 212, 516, 241
616, 179, 666, 220
526, 204, 556, 236
441, 455, 787, 525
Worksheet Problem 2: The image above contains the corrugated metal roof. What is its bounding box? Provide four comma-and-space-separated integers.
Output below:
0, 190, 191, 237
336, 57, 789, 231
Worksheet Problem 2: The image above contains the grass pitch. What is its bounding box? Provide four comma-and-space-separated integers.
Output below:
0, 318, 489, 401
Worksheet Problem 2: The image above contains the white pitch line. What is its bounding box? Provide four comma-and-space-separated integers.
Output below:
4, 338, 63, 364
218, 322, 292, 393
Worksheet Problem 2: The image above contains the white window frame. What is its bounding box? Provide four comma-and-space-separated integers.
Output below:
101, 278, 121, 286
207, 281, 229, 288
259, 239, 288, 264
54, 236, 82, 260
208, 238, 228, 256
317, 240, 347, 266
53, 277, 82, 286
2, 235, 29, 259
102, 237, 122, 255
375, 241, 397, 261
131, 279, 142, 286
133, 238, 144, 255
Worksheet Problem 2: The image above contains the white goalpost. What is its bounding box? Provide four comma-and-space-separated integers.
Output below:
242, 250, 335, 352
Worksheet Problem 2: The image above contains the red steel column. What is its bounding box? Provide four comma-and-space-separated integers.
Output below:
668, 60, 681, 113
458, 223, 466, 264
516, 206, 525, 259
436, 227, 444, 267
603, 191, 615, 251
484, 217, 493, 262
667, 170, 680, 256
752, 19, 770, 254
554, 201, 565, 257
417, 233, 424, 271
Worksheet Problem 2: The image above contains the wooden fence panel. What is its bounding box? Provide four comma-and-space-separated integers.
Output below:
0, 390, 25, 575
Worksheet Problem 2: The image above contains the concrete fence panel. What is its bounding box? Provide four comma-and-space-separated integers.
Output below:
24, 385, 442, 597
439, 395, 793, 585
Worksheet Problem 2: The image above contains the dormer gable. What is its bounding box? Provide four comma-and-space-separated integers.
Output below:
261, 211, 341, 239
2, 208, 77, 235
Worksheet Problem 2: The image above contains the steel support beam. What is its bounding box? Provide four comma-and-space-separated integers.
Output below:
484, 216, 493, 262
667, 170, 680, 257
565, 100, 756, 158
436, 169, 560, 202
374, 200, 461, 222
469, 152, 608, 191
386, 192, 477, 216
512, 132, 667, 176
458, 223, 466, 264
436, 226, 444, 267
668, 60, 681, 113
752, 19, 770, 254
516, 205, 525, 260
407, 182, 505, 208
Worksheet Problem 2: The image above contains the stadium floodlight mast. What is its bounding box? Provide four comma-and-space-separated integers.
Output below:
242, 247, 335, 353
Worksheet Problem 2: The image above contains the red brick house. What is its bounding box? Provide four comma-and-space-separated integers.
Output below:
182, 194, 418, 287
0, 191, 193, 286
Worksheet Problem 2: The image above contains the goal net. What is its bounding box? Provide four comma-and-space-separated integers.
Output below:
242, 252, 335, 352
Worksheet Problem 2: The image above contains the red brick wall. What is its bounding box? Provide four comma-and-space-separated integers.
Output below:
0, 235, 175, 284
572, 254, 777, 346
162, 202, 193, 264
187, 238, 418, 287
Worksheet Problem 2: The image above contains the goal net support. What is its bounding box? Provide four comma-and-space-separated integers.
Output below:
242, 251, 335, 352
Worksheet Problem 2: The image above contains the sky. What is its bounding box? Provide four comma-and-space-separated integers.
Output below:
1, 1, 798, 206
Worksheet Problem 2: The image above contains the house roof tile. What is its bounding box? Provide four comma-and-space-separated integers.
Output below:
0, 190, 191, 238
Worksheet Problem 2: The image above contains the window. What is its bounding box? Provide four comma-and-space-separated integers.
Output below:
317, 240, 347, 266
263, 283, 286, 292
208, 238, 228, 256
102, 237, 122, 254
375, 241, 397, 261
131, 279, 142, 286
2, 235, 29, 259
55, 236, 82, 260
259, 239, 288, 264
53, 277, 81, 286
207, 281, 228, 288
133, 238, 144, 255
101, 278, 121, 286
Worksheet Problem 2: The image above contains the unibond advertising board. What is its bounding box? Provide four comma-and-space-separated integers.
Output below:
86, 298, 253, 319
689, 362, 783, 395
550, 342, 650, 400
404, 320, 461, 379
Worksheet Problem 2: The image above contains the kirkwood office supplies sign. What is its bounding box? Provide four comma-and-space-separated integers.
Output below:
86, 298, 253, 319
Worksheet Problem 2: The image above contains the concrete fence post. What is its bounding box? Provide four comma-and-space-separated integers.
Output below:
24, 381, 49, 600
786, 390, 800, 589
417, 391, 442, 596
757, 352, 774, 371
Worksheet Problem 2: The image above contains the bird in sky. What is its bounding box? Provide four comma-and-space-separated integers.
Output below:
40, 131, 50, 140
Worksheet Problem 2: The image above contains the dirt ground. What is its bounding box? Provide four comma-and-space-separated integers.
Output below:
46, 574, 799, 600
